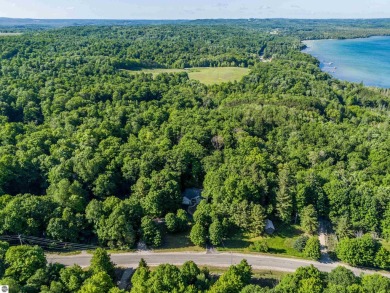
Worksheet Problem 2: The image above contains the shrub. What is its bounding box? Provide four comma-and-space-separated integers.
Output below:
293, 235, 309, 252
249, 240, 269, 253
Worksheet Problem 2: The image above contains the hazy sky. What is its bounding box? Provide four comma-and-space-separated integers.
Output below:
0, 0, 389, 19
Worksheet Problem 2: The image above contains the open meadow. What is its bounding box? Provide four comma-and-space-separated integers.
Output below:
132, 67, 250, 85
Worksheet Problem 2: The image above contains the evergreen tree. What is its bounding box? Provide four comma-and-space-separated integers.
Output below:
90, 248, 115, 279
276, 165, 294, 223
303, 237, 321, 260
301, 205, 319, 235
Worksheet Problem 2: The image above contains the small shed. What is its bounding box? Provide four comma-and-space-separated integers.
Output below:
182, 188, 202, 206
265, 219, 275, 234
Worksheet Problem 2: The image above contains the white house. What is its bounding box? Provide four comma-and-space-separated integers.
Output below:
182, 188, 202, 206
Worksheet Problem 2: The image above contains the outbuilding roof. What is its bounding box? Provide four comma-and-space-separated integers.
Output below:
182, 188, 202, 199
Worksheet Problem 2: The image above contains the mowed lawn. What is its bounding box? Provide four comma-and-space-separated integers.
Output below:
133, 67, 250, 85
155, 231, 205, 253
218, 224, 306, 259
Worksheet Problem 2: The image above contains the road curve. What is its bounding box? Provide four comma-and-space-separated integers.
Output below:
46, 251, 390, 278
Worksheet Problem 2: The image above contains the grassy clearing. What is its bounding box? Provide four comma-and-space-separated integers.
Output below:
218, 224, 306, 259
0, 33, 22, 37
131, 67, 250, 85
154, 231, 204, 252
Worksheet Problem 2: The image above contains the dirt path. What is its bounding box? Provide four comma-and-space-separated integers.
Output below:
319, 220, 332, 263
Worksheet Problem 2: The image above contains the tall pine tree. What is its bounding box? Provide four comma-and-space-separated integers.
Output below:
276, 165, 294, 223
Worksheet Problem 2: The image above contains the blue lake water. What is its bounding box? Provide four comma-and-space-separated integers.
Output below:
302, 36, 390, 88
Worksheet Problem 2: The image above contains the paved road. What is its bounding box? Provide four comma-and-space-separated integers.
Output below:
47, 251, 390, 277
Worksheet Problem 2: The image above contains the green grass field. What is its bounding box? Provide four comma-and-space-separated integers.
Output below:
132, 67, 250, 85
218, 224, 306, 259
0, 33, 22, 36
155, 231, 204, 252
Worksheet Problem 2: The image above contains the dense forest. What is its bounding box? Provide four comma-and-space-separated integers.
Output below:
0, 19, 390, 276
0, 243, 389, 293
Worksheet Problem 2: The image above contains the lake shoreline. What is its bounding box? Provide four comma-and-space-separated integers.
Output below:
301, 36, 390, 88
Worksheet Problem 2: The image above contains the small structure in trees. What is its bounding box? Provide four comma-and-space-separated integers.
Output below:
265, 219, 275, 234
182, 188, 202, 206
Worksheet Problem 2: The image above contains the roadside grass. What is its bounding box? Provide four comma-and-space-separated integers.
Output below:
154, 231, 204, 252
250, 269, 286, 288
129, 67, 250, 85
107, 249, 136, 254
218, 223, 306, 259
45, 250, 82, 256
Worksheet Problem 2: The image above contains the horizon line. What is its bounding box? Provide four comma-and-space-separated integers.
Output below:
1, 16, 390, 21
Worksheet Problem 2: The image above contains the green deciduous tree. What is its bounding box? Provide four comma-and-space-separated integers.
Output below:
209, 259, 252, 293
336, 235, 377, 267
181, 261, 200, 285
164, 212, 178, 233
209, 219, 224, 246
59, 264, 88, 293
190, 223, 207, 247
4, 245, 46, 284
361, 274, 390, 293
147, 264, 185, 293
141, 216, 162, 247
374, 246, 390, 270
275, 265, 324, 293
328, 266, 357, 287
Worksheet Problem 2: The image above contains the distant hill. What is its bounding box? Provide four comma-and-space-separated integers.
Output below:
0, 17, 190, 31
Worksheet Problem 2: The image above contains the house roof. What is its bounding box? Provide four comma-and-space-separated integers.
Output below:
182, 188, 202, 199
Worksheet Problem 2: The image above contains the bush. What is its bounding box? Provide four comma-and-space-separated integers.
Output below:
249, 240, 269, 253
293, 235, 309, 252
